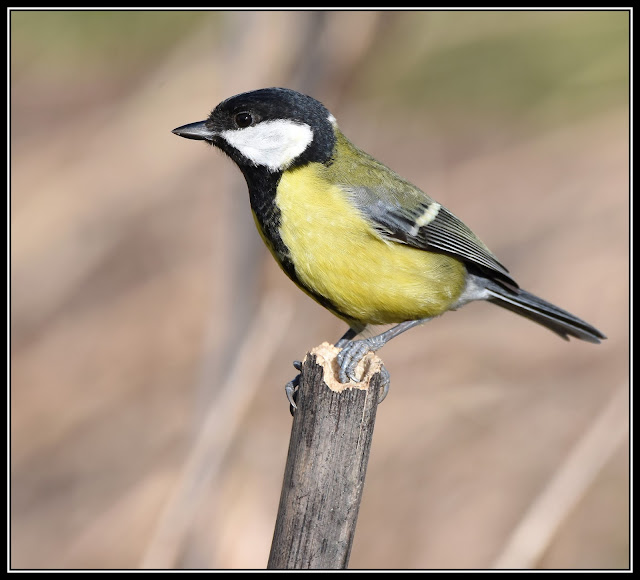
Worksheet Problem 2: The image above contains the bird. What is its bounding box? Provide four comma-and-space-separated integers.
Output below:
172, 87, 605, 407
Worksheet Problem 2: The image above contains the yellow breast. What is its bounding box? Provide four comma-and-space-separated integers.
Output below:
275, 164, 466, 325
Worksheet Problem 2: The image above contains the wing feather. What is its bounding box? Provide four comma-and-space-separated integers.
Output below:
344, 182, 516, 286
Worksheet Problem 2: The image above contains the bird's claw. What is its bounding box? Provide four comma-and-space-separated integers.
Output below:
377, 365, 391, 404
285, 376, 299, 411
285, 360, 303, 413
336, 340, 373, 383
336, 340, 391, 404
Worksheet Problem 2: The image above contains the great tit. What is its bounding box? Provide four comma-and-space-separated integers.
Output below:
172, 87, 605, 405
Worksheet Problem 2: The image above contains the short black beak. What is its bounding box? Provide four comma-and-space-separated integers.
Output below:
172, 120, 216, 141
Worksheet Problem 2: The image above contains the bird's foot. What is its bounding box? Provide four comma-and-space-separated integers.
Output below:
336, 338, 390, 403
286, 343, 390, 413
285, 360, 302, 414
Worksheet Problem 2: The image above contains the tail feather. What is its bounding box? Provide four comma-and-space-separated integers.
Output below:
485, 283, 606, 344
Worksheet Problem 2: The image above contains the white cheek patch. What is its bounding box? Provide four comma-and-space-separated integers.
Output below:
220, 120, 314, 172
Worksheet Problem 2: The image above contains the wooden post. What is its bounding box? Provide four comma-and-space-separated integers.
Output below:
267, 344, 384, 570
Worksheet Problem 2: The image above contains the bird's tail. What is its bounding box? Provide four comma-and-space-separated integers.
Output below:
484, 281, 606, 343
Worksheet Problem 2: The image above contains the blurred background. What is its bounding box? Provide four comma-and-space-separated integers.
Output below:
10, 10, 629, 570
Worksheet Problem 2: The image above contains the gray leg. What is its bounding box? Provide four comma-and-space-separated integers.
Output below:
336, 318, 431, 384
335, 326, 361, 348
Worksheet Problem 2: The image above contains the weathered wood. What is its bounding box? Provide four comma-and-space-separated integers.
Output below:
267, 350, 383, 570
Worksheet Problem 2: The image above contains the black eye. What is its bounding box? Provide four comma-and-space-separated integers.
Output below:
235, 112, 253, 128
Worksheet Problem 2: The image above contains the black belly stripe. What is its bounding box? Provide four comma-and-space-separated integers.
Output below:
240, 165, 356, 324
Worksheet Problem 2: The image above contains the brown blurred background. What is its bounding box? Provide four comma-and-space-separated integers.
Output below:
10, 10, 629, 570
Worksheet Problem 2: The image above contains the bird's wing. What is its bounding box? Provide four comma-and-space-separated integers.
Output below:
344, 180, 517, 287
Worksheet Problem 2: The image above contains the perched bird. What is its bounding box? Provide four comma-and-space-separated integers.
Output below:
172, 87, 605, 406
